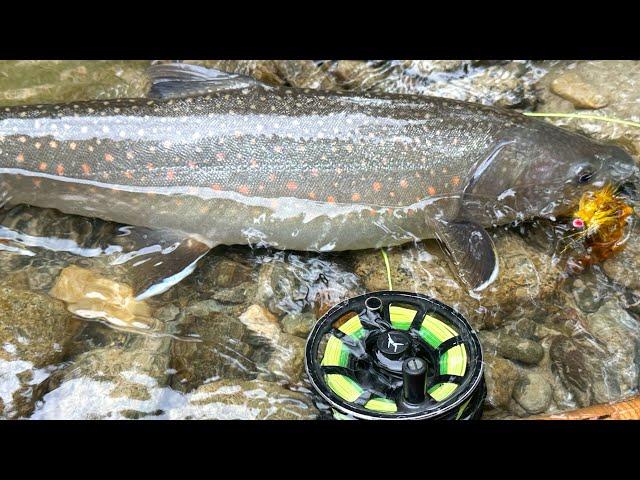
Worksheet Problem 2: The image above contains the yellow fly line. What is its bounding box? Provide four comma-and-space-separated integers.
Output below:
380, 248, 393, 290
523, 111, 640, 130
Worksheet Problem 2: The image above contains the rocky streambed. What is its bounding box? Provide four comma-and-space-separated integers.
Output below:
0, 60, 639, 419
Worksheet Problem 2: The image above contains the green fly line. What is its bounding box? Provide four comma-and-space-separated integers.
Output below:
380, 248, 393, 290
523, 112, 640, 130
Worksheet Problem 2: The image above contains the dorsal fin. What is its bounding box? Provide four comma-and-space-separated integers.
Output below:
147, 62, 261, 99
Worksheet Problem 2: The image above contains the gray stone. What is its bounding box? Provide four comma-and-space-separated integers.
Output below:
154, 304, 180, 322
585, 300, 640, 392
513, 373, 553, 414
281, 312, 317, 338
496, 335, 545, 365
549, 335, 621, 407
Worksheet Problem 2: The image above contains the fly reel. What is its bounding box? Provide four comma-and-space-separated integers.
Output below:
304, 291, 485, 420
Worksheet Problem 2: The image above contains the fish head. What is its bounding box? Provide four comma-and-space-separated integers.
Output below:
509, 135, 638, 219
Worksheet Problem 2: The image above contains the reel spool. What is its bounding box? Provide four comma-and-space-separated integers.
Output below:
305, 291, 485, 420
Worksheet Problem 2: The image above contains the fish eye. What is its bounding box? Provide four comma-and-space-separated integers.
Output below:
578, 170, 595, 184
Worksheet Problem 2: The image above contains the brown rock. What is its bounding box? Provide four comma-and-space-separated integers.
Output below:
551, 71, 608, 109
483, 355, 521, 409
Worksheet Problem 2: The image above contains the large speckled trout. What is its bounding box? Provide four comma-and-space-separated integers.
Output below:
0, 63, 637, 295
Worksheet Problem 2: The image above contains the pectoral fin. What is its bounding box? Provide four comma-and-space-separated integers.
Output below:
147, 62, 260, 99
434, 220, 499, 292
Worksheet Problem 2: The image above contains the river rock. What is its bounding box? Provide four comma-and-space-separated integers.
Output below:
281, 312, 317, 338
352, 229, 563, 330
549, 334, 621, 407
255, 252, 363, 317
550, 71, 608, 109
602, 235, 640, 291
496, 334, 545, 365
483, 355, 521, 409
170, 312, 258, 391
0, 283, 80, 368
569, 268, 614, 314
584, 300, 640, 392
238, 304, 306, 383
512, 372, 553, 414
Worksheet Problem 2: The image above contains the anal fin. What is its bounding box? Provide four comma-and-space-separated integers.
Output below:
108, 226, 212, 300
434, 220, 499, 292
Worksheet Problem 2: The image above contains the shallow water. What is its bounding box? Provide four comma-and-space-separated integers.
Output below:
0, 60, 639, 419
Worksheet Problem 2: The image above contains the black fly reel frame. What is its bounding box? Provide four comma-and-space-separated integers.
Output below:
304, 291, 486, 420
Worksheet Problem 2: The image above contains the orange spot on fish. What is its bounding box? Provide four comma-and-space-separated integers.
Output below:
268, 173, 276, 182
286, 181, 298, 191
82, 164, 91, 175
104, 153, 114, 162
452, 175, 461, 186
352, 193, 361, 202
400, 179, 409, 189
166, 170, 176, 181
309, 192, 317, 200
427, 186, 436, 196
146, 163, 154, 171
188, 160, 196, 169
33, 179, 41, 188
311, 168, 319, 177
38, 162, 47, 171
69, 142, 76, 150
373, 182, 382, 192
126, 151, 134, 160
327, 196, 336, 204
216, 152, 225, 160
35, 142, 41, 149
368, 209, 377, 216
56, 164, 64, 176
238, 185, 250, 195
49, 141, 58, 148
124, 170, 133, 179
16, 153, 24, 163
18, 136, 26, 143
211, 184, 221, 191
389, 191, 396, 197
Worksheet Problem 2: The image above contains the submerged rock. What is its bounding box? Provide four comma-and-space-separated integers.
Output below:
549, 334, 621, 407
352, 229, 563, 330
0, 283, 80, 368
584, 300, 640, 392
550, 71, 608, 109
483, 355, 521, 409
170, 312, 258, 391
512, 372, 553, 414
238, 304, 306, 383
281, 312, 317, 338
49, 265, 157, 332
602, 235, 640, 291
495, 335, 545, 365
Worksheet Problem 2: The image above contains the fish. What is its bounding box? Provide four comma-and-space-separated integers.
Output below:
0, 62, 637, 296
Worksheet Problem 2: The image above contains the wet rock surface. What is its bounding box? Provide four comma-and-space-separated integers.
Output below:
2, 60, 640, 419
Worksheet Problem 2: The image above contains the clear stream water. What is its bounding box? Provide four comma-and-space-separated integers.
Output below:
0, 60, 639, 419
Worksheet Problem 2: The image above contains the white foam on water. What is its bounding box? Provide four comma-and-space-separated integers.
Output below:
28, 372, 311, 420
